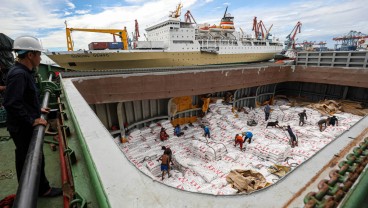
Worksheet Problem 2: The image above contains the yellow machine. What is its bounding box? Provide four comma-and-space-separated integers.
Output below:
65, 21, 128, 51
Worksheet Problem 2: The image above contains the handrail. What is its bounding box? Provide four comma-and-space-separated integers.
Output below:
13, 75, 53, 208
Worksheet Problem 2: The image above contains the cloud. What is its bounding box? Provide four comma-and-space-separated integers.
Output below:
65, 0, 75, 9
1, 0, 367, 50
75, 10, 90, 15
124, 0, 147, 3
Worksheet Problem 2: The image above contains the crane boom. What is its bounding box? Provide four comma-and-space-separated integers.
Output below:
284, 21, 302, 51
65, 23, 128, 51
170, 3, 183, 18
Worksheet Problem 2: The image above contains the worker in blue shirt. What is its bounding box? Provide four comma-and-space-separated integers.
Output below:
242, 131, 253, 144
174, 124, 184, 137
203, 126, 210, 138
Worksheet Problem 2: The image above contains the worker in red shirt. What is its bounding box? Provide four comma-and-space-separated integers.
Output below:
159, 127, 169, 141
234, 134, 244, 151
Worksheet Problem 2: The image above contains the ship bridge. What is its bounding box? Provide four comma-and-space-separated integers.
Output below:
57, 51, 368, 207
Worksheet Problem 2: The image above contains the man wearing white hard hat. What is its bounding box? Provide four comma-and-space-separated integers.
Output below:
3, 36, 62, 197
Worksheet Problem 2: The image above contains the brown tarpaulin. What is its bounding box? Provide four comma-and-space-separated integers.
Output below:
226, 169, 271, 193
307, 100, 368, 116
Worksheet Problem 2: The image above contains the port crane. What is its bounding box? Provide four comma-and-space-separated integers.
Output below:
252, 17, 273, 40
283, 21, 302, 51
65, 21, 128, 51
333, 30, 368, 51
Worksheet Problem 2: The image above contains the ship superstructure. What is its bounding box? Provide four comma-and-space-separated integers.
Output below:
46, 5, 283, 70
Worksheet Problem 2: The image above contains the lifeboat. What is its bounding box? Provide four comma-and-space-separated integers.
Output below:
198, 23, 210, 33
209, 24, 222, 32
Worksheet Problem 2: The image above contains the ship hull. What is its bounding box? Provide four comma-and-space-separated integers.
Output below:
47, 51, 277, 70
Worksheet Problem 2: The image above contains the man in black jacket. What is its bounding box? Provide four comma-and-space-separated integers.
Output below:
3, 36, 62, 197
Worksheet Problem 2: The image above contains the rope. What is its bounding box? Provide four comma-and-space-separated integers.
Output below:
0, 169, 14, 180
140, 154, 158, 163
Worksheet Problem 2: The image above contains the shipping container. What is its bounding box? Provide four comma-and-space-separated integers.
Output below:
88, 42, 109, 50
108, 42, 123, 49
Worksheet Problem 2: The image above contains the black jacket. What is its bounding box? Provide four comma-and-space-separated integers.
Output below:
3, 62, 41, 129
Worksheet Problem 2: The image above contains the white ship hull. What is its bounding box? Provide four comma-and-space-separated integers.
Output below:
47, 49, 280, 70
48, 10, 283, 70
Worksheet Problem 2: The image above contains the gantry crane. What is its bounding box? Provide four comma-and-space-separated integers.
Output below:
333, 30, 368, 51
65, 21, 128, 51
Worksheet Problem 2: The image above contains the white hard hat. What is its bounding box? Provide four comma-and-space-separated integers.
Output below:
13, 36, 44, 53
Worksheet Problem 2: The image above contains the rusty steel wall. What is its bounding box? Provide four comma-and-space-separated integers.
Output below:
72, 65, 368, 104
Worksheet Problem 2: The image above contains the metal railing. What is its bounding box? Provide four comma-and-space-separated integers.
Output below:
13, 75, 53, 208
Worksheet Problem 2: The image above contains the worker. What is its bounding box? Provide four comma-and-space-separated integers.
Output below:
285, 125, 298, 148
264, 104, 271, 121
234, 134, 245, 151
203, 125, 210, 138
318, 117, 330, 132
3, 36, 62, 197
159, 127, 169, 141
174, 124, 184, 137
329, 116, 338, 126
242, 131, 253, 144
157, 151, 170, 180
298, 110, 308, 126
158, 146, 174, 168
224, 92, 233, 105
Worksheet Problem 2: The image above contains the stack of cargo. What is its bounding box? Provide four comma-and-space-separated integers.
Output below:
204, 142, 227, 161
117, 102, 363, 195
145, 160, 162, 177
249, 141, 290, 164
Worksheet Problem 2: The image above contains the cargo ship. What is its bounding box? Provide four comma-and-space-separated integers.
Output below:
46, 5, 283, 70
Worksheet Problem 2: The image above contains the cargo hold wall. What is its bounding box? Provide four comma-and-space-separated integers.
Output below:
72, 65, 368, 104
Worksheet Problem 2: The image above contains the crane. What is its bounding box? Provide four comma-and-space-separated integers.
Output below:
252, 17, 258, 38
252, 17, 273, 40
284, 21, 302, 51
65, 21, 128, 51
170, 3, 183, 18
257, 20, 273, 40
133, 19, 140, 49
333, 30, 368, 51
184, 10, 197, 24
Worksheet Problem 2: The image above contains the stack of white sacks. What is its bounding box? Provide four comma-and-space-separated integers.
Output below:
114, 102, 362, 195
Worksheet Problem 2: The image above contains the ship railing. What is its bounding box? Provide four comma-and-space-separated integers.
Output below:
13, 75, 53, 208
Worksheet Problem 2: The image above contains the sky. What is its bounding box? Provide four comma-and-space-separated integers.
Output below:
1, 0, 368, 53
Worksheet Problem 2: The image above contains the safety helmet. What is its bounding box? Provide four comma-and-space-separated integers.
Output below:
13, 36, 44, 53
